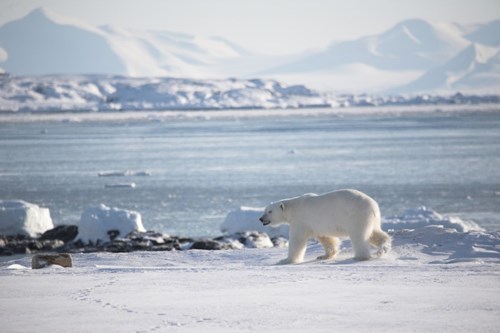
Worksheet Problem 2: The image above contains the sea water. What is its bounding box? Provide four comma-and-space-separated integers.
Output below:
1, 110, 499, 237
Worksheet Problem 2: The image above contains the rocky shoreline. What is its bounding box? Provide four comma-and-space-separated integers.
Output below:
0, 225, 288, 256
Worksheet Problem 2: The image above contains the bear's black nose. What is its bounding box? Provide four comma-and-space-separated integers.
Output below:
259, 217, 264, 222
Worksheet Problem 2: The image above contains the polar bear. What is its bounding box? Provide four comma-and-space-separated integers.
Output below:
259, 189, 391, 264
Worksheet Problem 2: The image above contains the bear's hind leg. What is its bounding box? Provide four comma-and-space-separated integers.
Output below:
317, 236, 340, 260
369, 229, 391, 257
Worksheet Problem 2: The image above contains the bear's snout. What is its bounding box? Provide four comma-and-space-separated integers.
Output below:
259, 216, 270, 226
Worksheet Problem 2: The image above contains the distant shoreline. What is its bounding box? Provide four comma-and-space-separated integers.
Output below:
1, 104, 500, 123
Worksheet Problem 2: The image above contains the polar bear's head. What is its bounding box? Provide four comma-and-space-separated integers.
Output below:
259, 201, 287, 227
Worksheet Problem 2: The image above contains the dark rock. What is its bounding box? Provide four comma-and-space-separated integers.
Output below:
40, 225, 78, 243
0, 228, 285, 256
107, 229, 120, 241
149, 244, 175, 251
104, 240, 132, 253
72, 239, 85, 249
191, 239, 225, 250
131, 240, 152, 250
0, 248, 14, 256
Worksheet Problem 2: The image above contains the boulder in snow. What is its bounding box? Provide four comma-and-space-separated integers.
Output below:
0, 200, 54, 237
40, 225, 78, 243
32, 253, 73, 269
77, 204, 146, 244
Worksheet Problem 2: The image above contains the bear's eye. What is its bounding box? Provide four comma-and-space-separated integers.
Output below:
268, 210, 272, 214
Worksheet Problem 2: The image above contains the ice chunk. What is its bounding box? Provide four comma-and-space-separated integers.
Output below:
104, 182, 136, 189
98, 170, 151, 177
221, 206, 289, 238
77, 204, 146, 244
0, 200, 54, 237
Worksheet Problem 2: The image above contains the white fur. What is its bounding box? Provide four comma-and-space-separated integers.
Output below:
260, 189, 391, 264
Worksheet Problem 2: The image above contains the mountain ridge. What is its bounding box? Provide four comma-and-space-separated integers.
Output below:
1, 7, 499, 94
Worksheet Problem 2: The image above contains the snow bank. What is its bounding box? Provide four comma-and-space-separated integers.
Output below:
77, 204, 146, 244
384, 206, 497, 263
0, 200, 53, 237
383, 206, 484, 232
221, 206, 289, 238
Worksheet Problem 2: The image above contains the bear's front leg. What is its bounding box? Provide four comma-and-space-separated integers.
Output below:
277, 226, 310, 265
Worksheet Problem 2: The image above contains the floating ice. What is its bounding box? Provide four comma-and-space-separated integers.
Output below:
0, 200, 54, 237
98, 170, 151, 177
104, 183, 136, 189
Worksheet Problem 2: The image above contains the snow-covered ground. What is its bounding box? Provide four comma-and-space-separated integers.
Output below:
1, 207, 499, 332
0, 75, 328, 112
1, 74, 499, 114
1, 245, 498, 332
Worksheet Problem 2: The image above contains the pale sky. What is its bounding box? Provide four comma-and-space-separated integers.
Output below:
1, 0, 499, 55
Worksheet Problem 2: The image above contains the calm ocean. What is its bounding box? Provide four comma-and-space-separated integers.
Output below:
1, 110, 499, 237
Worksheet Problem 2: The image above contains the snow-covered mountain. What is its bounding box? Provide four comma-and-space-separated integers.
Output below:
392, 43, 500, 94
0, 8, 248, 77
264, 19, 469, 73
1, 7, 499, 94
258, 18, 500, 93
462, 20, 500, 47
0, 8, 126, 75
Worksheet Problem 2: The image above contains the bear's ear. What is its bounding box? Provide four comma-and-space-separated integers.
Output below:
280, 202, 285, 211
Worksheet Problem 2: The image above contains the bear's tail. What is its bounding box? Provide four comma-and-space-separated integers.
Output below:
369, 229, 391, 257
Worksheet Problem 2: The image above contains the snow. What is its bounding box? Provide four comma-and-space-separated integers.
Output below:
76, 204, 146, 244
384, 206, 484, 233
0, 200, 54, 237
0, 207, 499, 331
0, 75, 328, 112
394, 43, 500, 94
0, 218, 499, 332
0, 8, 247, 78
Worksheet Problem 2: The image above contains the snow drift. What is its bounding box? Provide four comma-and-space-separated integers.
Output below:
0, 200, 54, 237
